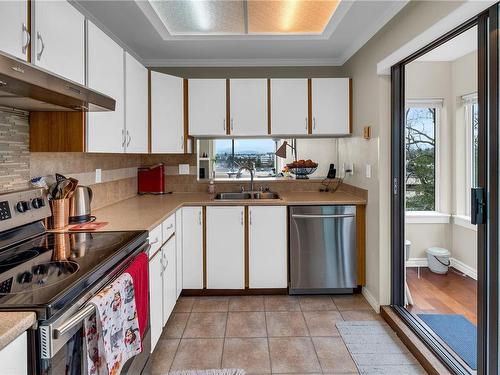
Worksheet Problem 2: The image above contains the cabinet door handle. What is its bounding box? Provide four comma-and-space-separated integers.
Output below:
305, 118, 308, 130
21, 23, 30, 55
231, 118, 234, 131
198, 210, 202, 225
126, 130, 131, 147
240, 211, 244, 225
249, 211, 252, 225
122, 129, 126, 147
150, 237, 159, 245
181, 135, 184, 150
223, 118, 226, 131
313, 117, 316, 130
36, 32, 45, 61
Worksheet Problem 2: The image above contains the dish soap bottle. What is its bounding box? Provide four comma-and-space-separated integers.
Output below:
208, 179, 216, 195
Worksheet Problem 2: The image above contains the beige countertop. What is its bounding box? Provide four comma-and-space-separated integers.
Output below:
91, 191, 366, 232
0, 311, 36, 351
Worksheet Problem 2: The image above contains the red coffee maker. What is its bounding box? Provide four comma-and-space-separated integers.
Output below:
138, 164, 166, 194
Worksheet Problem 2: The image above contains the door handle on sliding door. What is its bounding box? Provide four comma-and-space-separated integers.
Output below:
471, 187, 486, 225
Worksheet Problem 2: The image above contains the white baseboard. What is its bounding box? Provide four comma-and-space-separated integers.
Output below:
406, 257, 428, 267
405, 257, 477, 280
362, 287, 380, 313
450, 258, 477, 280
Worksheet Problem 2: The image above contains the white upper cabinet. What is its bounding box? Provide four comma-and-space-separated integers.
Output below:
249, 206, 287, 288
182, 207, 204, 289
188, 79, 227, 137
87, 21, 124, 153
125, 52, 148, 153
0, 1, 29, 61
230, 79, 268, 136
270, 79, 308, 136
34, 0, 84, 84
151, 72, 185, 153
206, 206, 245, 289
311, 78, 351, 135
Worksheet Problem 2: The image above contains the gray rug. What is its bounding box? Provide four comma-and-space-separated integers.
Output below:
336, 321, 427, 375
168, 370, 245, 375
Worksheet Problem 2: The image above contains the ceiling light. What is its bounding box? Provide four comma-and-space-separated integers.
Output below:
282, 0, 299, 31
191, 1, 212, 31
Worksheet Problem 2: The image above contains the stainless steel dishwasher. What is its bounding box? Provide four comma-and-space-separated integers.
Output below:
289, 205, 357, 294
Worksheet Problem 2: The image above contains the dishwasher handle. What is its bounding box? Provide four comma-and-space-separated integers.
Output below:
291, 213, 355, 219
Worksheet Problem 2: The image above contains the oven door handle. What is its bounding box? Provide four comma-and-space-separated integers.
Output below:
53, 304, 95, 339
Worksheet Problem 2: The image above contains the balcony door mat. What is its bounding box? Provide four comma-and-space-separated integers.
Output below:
169, 370, 245, 375
336, 321, 426, 374
417, 313, 477, 370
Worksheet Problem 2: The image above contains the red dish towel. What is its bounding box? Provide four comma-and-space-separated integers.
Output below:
124, 252, 149, 340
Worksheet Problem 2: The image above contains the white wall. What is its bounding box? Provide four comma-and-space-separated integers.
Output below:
339, 0, 469, 308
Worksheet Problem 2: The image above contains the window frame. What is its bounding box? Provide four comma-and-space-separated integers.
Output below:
404, 99, 443, 213
464, 93, 479, 217
212, 138, 279, 179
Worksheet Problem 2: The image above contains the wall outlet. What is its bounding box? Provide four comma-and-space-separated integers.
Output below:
342, 163, 354, 176
366, 164, 372, 178
179, 164, 190, 175
95, 168, 102, 183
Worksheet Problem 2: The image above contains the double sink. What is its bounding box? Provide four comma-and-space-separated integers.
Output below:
214, 191, 280, 200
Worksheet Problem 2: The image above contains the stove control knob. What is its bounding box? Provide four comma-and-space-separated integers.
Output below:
16, 201, 31, 213
16, 201, 26, 213
17, 271, 32, 284
32, 198, 45, 209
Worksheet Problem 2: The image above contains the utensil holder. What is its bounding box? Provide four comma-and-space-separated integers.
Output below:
49, 198, 70, 230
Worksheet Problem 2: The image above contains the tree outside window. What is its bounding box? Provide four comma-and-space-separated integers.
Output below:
405, 107, 437, 211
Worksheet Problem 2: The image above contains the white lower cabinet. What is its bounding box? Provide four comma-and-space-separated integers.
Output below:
149, 248, 163, 352
175, 210, 183, 298
206, 206, 245, 289
0, 331, 27, 375
249, 206, 288, 288
162, 237, 177, 326
182, 207, 204, 289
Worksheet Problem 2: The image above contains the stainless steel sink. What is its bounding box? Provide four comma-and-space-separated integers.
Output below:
214, 191, 280, 200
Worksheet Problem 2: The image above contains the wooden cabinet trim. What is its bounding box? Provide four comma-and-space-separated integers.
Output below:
349, 78, 353, 134
245, 206, 249, 288
226, 79, 231, 135
356, 204, 366, 285
183, 78, 189, 153
307, 78, 313, 134
148, 69, 152, 153
202, 206, 207, 289
267, 79, 271, 135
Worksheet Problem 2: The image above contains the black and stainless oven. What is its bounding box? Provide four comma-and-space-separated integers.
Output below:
0, 189, 150, 374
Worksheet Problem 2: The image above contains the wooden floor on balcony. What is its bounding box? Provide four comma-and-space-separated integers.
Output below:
406, 266, 477, 325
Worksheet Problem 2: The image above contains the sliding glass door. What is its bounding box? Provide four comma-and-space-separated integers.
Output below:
391, 4, 500, 374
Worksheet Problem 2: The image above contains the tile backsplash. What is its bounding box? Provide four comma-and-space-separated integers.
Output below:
0, 110, 30, 192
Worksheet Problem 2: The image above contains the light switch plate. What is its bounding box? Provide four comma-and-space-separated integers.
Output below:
179, 164, 190, 175
95, 168, 102, 183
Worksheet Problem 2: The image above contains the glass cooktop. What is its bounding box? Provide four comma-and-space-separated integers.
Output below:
0, 231, 147, 319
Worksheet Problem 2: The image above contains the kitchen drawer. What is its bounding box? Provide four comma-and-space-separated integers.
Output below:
162, 214, 175, 243
148, 224, 162, 259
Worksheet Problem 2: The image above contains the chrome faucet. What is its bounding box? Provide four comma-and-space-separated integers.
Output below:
237, 165, 255, 192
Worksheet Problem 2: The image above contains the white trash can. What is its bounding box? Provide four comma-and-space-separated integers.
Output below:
426, 247, 450, 274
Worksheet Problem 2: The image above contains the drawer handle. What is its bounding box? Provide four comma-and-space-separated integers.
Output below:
150, 238, 159, 245
166, 224, 173, 230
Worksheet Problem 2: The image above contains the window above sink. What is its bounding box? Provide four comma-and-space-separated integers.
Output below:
197, 138, 339, 181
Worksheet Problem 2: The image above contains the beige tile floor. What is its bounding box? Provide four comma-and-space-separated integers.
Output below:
151, 294, 383, 374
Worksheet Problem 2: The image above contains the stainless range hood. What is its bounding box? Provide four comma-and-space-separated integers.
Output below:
0, 51, 115, 112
